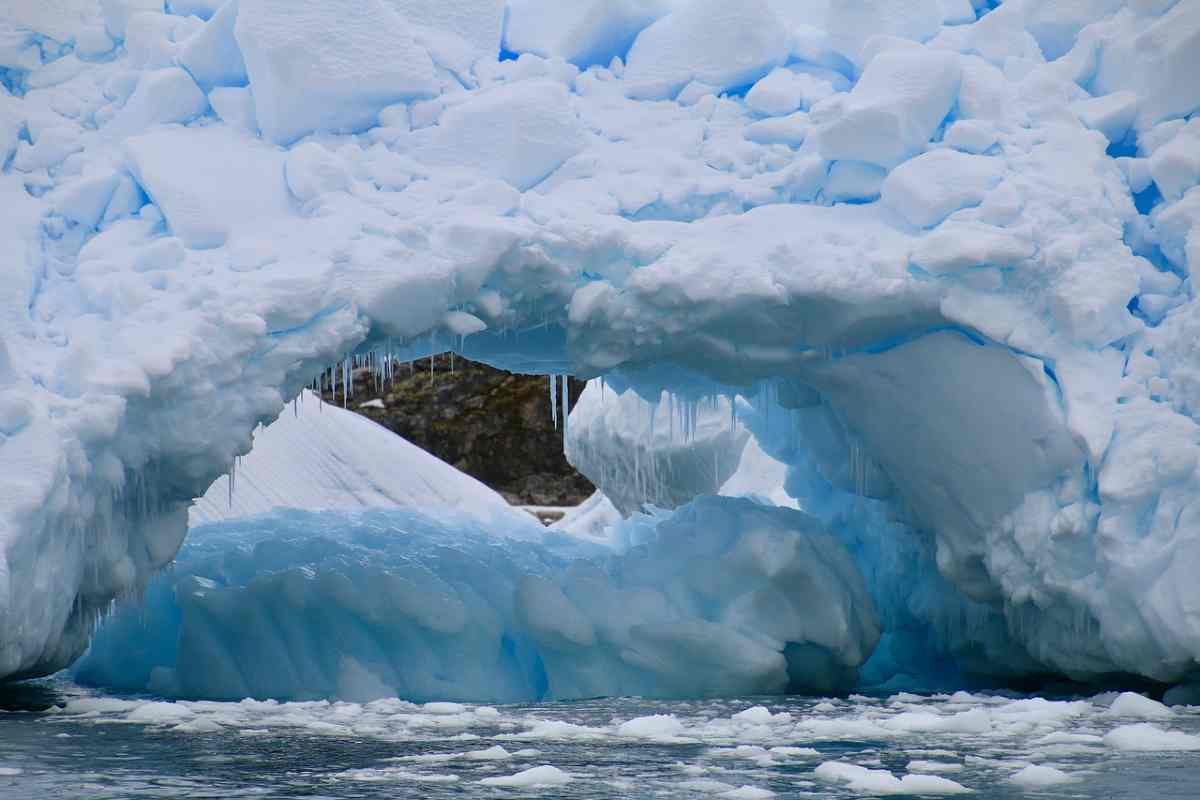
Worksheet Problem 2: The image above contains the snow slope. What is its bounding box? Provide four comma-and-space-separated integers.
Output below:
189, 389, 522, 526
0, 0, 1198, 692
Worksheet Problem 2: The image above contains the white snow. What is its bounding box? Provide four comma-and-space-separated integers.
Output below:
234, 0, 438, 144
188, 390, 522, 526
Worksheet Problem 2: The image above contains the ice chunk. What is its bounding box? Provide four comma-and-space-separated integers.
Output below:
1105, 692, 1174, 720
816, 48, 961, 168
814, 762, 971, 794
1009, 765, 1075, 787
746, 67, 836, 117
504, 0, 669, 68
107, 67, 209, 137
881, 150, 1004, 228
284, 142, 350, 203
624, 0, 789, 99
383, 0, 505, 58
743, 113, 810, 147
52, 172, 121, 229
910, 221, 1034, 275
415, 80, 586, 191
101, 0, 163, 40
124, 125, 290, 248
824, 0, 944, 68
1104, 723, 1200, 752
824, 161, 886, 204
480, 765, 572, 788
208, 86, 257, 133
1092, 0, 1200, 128
942, 119, 997, 154
176, 0, 248, 90
1148, 123, 1200, 202
234, 0, 439, 144
1070, 91, 1138, 145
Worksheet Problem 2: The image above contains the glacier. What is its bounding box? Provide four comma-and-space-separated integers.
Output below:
0, 0, 1199, 698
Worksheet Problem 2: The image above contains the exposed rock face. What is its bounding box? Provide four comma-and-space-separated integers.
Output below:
321, 355, 593, 506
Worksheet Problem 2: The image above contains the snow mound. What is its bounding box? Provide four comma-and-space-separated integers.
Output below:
189, 390, 521, 526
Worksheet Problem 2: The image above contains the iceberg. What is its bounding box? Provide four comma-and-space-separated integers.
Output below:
0, 0, 1198, 698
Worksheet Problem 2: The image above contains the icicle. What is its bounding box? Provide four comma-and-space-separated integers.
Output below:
228, 457, 235, 509
550, 374, 558, 429
561, 374, 569, 446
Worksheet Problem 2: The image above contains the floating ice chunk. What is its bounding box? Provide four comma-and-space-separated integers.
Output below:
234, 0, 439, 144
617, 714, 685, 739
504, 0, 669, 68
176, 0, 248, 89
284, 142, 350, 203
479, 765, 572, 787
814, 762, 972, 795
816, 48, 961, 168
1105, 692, 1174, 720
442, 310, 487, 337
721, 788, 774, 799
124, 126, 289, 249
125, 701, 195, 724
908, 760, 964, 773
624, 0, 789, 99
1070, 91, 1138, 145
1103, 723, 1200, 752
107, 67, 209, 137
881, 150, 1004, 228
415, 80, 585, 191
824, 161, 886, 203
1009, 764, 1075, 788
824, 0, 944, 68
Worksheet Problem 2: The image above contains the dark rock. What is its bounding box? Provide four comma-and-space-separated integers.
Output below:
320, 355, 594, 507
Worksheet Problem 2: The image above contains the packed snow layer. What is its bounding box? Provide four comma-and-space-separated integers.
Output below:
188, 390, 524, 527
76, 496, 879, 700
1, 0, 1199, 691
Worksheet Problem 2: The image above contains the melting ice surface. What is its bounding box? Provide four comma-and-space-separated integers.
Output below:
2, 680, 1200, 798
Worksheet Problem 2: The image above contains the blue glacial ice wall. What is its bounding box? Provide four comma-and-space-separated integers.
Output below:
75, 499, 878, 701
0, 0, 1198, 689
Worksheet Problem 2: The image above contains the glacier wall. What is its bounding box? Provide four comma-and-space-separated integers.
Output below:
1, 0, 1198, 688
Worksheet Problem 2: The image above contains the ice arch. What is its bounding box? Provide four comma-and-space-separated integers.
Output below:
2, 0, 1199, 688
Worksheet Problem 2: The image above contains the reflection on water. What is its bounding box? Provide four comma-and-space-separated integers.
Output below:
0, 677, 1197, 798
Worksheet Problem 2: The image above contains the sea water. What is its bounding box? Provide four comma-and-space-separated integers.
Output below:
0, 678, 1198, 797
